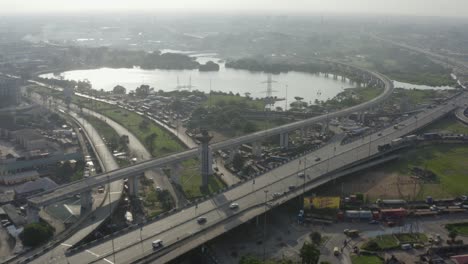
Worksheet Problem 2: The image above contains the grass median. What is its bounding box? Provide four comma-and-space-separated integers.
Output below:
81, 113, 130, 167
179, 159, 226, 200
446, 222, 468, 236
351, 255, 384, 264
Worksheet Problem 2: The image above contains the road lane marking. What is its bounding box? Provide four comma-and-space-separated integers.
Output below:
86, 250, 100, 257
103, 258, 114, 264
61, 243, 72, 247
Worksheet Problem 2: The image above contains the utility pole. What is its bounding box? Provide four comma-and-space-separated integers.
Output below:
263, 190, 269, 261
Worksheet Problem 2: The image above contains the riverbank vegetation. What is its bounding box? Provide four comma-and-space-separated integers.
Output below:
347, 45, 456, 87
46, 46, 202, 71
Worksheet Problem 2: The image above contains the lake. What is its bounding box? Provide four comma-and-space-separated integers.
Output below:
40, 56, 355, 109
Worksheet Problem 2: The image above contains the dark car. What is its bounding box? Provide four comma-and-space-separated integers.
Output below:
197, 217, 207, 224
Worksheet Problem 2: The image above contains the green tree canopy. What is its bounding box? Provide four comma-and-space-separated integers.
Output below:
20, 222, 54, 247
310, 231, 322, 246
113, 85, 127, 94
300, 242, 320, 264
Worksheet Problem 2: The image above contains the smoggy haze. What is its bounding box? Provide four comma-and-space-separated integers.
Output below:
0, 0, 467, 17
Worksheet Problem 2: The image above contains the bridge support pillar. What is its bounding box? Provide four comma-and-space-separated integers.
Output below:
300, 127, 307, 139
252, 142, 262, 159
320, 122, 328, 134
196, 130, 213, 189
170, 164, 181, 185
80, 190, 93, 214
27, 205, 40, 224
280, 132, 289, 149
228, 147, 238, 163
128, 175, 140, 197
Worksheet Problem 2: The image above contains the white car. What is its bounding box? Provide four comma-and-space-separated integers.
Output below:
229, 203, 239, 209
272, 192, 281, 198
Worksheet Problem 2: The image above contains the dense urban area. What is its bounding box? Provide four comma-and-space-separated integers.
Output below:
1, 5, 468, 264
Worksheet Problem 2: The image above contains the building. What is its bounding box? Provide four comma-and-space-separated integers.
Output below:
14, 177, 58, 200
0, 170, 39, 185
0, 190, 14, 205
12, 129, 48, 151
1, 204, 26, 227
0, 152, 82, 183
0, 76, 21, 108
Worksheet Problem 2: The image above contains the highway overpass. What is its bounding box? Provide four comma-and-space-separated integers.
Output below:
20, 85, 467, 264
27, 68, 394, 208
37, 91, 466, 264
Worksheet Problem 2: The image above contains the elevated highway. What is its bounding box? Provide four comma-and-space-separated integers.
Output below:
28, 69, 393, 208
37, 91, 466, 264
455, 107, 468, 125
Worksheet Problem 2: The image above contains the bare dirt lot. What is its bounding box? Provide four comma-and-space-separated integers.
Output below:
316, 170, 421, 201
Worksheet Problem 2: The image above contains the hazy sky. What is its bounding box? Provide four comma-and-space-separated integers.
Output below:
1, 0, 467, 17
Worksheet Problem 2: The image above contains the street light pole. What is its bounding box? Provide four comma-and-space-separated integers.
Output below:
302, 156, 307, 204
263, 190, 269, 261
368, 133, 372, 157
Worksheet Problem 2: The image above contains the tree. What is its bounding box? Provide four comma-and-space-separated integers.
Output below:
232, 153, 245, 171
239, 256, 262, 264
20, 223, 54, 247
449, 230, 458, 242
135, 84, 151, 97
310, 232, 322, 246
119, 135, 129, 151
145, 133, 158, 155
157, 190, 173, 211
243, 121, 257, 134
113, 85, 126, 95
300, 242, 320, 264
139, 119, 150, 130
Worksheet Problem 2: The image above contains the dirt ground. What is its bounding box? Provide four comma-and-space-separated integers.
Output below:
0, 226, 15, 260
316, 170, 421, 201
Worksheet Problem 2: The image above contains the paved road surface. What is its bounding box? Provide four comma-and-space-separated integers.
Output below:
26, 94, 123, 264
78, 106, 183, 208
45, 93, 467, 264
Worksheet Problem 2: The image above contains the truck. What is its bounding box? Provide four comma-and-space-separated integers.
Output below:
391, 138, 403, 147
405, 134, 417, 141
344, 229, 360, 237
377, 143, 391, 152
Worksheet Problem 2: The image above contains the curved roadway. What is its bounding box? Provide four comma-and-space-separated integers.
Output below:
28, 69, 394, 208
53, 93, 468, 264
26, 93, 123, 264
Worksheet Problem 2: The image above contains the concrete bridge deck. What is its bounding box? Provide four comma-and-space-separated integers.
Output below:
28, 92, 467, 264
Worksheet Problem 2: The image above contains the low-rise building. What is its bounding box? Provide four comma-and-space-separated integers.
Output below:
14, 177, 58, 200
1, 204, 26, 227
0, 170, 40, 185
13, 128, 48, 151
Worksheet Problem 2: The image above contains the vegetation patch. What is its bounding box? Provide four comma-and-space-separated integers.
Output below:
82, 113, 130, 167
446, 222, 468, 236
394, 233, 428, 244
423, 115, 468, 134
20, 222, 54, 247
351, 255, 384, 264
382, 144, 468, 199
362, 235, 399, 251
139, 177, 173, 218
179, 159, 225, 200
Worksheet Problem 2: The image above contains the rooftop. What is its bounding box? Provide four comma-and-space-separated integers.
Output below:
13, 129, 44, 141
14, 177, 58, 195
